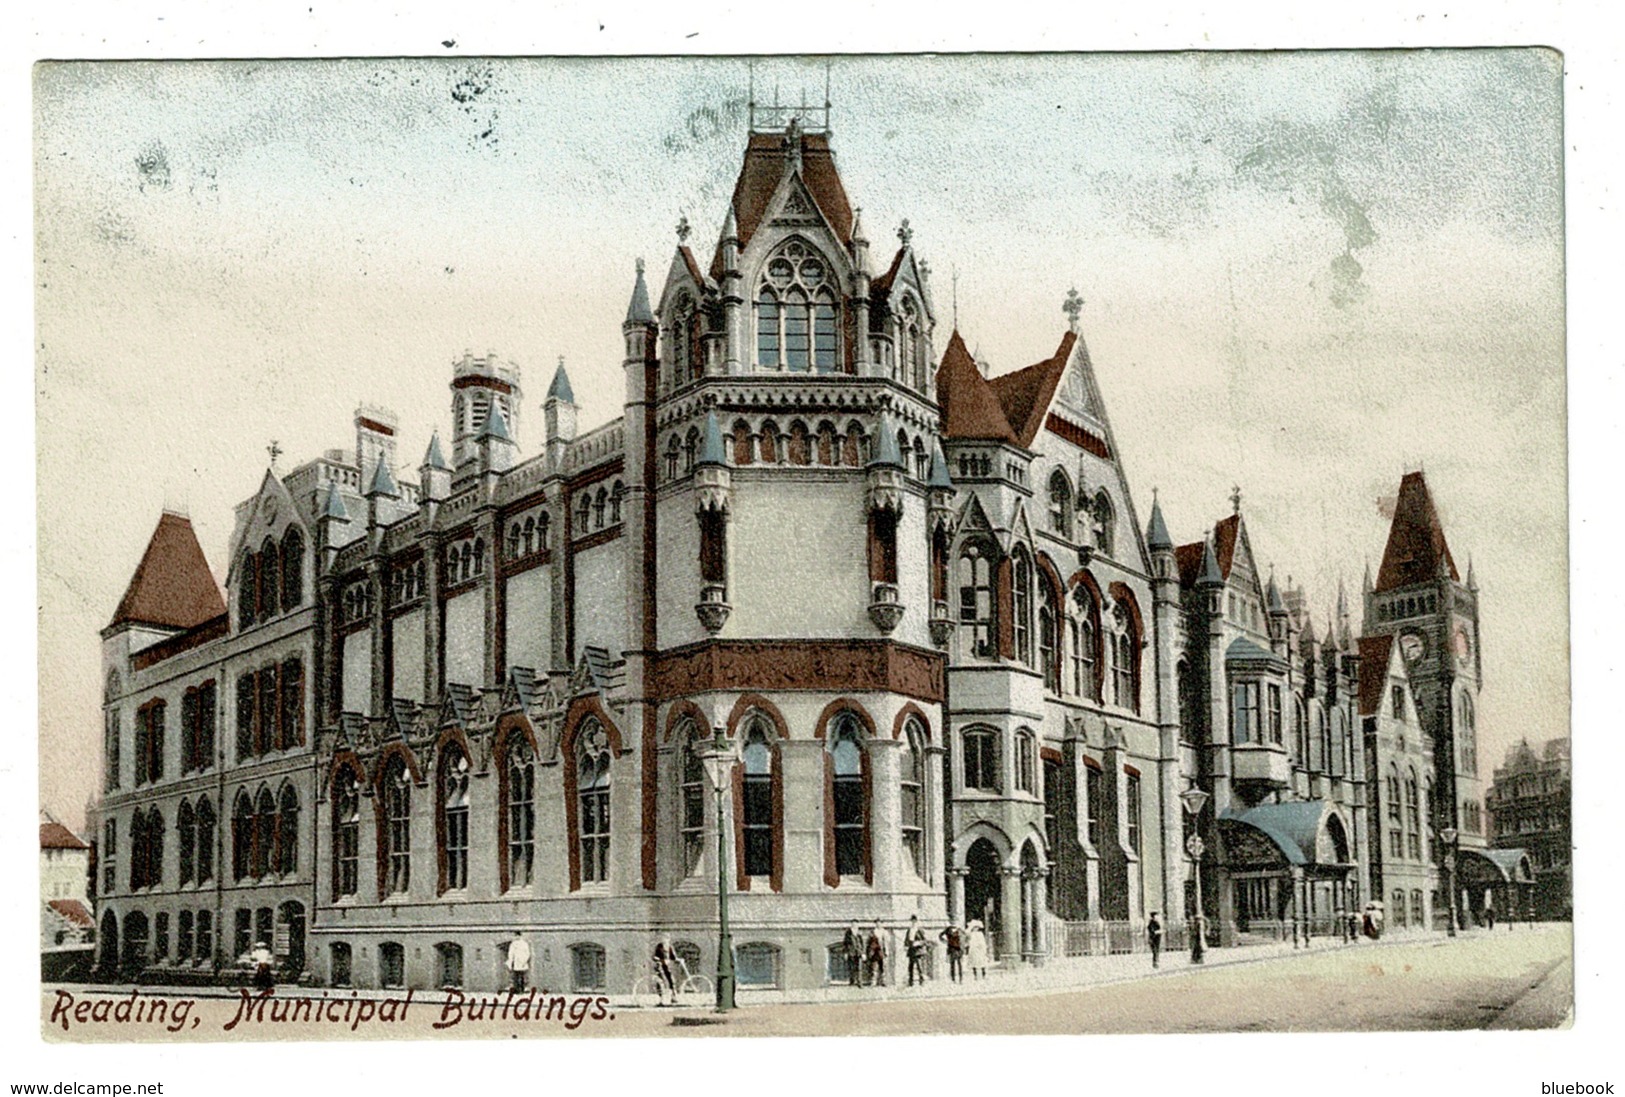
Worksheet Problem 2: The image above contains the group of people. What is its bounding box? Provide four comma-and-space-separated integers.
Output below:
841, 916, 993, 988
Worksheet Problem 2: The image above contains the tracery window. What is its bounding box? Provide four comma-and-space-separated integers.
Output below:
383, 757, 412, 896
680, 725, 706, 877
741, 720, 775, 879
900, 718, 927, 879
1012, 550, 1033, 665
505, 739, 535, 889
962, 726, 999, 793
333, 768, 360, 899
1091, 492, 1116, 558
1073, 586, 1101, 701
957, 545, 995, 660
756, 240, 839, 372
577, 721, 612, 885
254, 787, 276, 878
828, 714, 867, 877
440, 747, 470, 892
1048, 470, 1073, 538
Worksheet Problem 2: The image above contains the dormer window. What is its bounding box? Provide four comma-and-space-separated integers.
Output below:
898, 295, 926, 390
668, 293, 703, 388
756, 240, 838, 372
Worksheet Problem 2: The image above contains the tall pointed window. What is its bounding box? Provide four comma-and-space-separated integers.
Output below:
829, 714, 867, 878
962, 726, 999, 792
279, 660, 303, 750
383, 757, 412, 896
1092, 492, 1116, 557
1012, 550, 1033, 665
1048, 470, 1074, 537
277, 785, 300, 875
957, 545, 995, 660
254, 787, 276, 878
232, 791, 253, 882
741, 721, 774, 879
680, 725, 706, 878
1072, 586, 1101, 701
333, 768, 360, 899
505, 739, 535, 890
577, 721, 611, 885
757, 241, 838, 372
1039, 573, 1061, 692
1015, 729, 1037, 794
281, 528, 304, 608
900, 718, 927, 879
195, 796, 215, 885
177, 799, 195, 886
440, 748, 470, 892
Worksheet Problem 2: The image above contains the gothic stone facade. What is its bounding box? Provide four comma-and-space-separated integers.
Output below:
90, 119, 1503, 995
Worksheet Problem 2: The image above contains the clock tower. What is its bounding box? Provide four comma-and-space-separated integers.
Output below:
1361, 471, 1484, 850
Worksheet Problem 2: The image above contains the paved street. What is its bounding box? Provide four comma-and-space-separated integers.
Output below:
44, 924, 1569, 1041
608, 924, 1572, 1037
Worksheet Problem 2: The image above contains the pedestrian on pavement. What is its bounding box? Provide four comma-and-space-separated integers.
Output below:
966, 919, 990, 980
843, 921, 865, 987
904, 915, 929, 987
652, 937, 677, 1004
250, 941, 275, 991
505, 930, 532, 992
1147, 912, 1163, 968
1483, 905, 1496, 930
866, 921, 887, 988
939, 922, 965, 983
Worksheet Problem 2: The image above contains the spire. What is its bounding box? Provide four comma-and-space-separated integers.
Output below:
1374, 471, 1458, 591
1325, 615, 1340, 652
850, 205, 866, 244
927, 437, 954, 489
697, 411, 727, 466
422, 431, 450, 472
478, 402, 512, 443
870, 416, 904, 468
1197, 532, 1224, 587
1302, 614, 1317, 646
1363, 559, 1374, 595
366, 455, 399, 498
1337, 576, 1349, 618
321, 480, 351, 521
1467, 555, 1477, 591
624, 258, 654, 326
1266, 566, 1285, 613
721, 202, 739, 242
547, 358, 575, 404
1145, 489, 1172, 551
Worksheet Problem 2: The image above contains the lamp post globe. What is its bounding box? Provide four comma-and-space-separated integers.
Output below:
1179, 788, 1209, 964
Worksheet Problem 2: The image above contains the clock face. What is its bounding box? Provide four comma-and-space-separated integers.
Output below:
1398, 630, 1426, 664
1454, 626, 1473, 666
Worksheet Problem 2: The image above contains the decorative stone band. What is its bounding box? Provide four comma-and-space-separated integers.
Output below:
648, 639, 946, 704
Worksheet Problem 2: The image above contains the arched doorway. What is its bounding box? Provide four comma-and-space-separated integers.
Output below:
120, 911, 149, 980
1019, 840, 1044, 958
97, 911, 118, 978
277, 901, 307, 976
965, 838, 1002, 955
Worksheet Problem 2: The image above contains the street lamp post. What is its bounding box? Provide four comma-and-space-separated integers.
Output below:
703, 722, 738, 1011
1180, 788, 1210, 965
1440, 826, 1458, 939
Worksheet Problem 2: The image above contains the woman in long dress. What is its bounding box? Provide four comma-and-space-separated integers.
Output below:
965, 919, 990, 980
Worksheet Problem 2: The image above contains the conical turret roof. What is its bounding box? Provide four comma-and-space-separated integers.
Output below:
422, 431, 450, 472
1146, 496, 1173, 551
624, 259, 654, 326
697, 410, 727, 466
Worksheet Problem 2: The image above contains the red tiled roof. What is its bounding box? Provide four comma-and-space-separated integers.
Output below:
1213, 514, 1241, 578
710, 130, 854, 281
677, 245, 708, 289
48, 899, 94, 928
108, 512, 225, 631
40, 822, 89, 851
989, 332, 1077, 447
1374, 472, 1458, 592
871, 247, 906, 296
1175, 542, 1204, 588
1357, 635, 1396, 716
935, 331, 1017, 443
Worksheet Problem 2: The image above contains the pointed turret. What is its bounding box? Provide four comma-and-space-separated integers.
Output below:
1374, 471, 1458, 591
1467, 555, 1477, 591
366, 455, 399, 499
108, 512, 226, 632
1266, 568, 1285, 614
545, 356, 580, 470
697, 411, 727, 467
478, 402, 512, 443
418, 431, 451, 511
927, 438, 954, 490
546, 362, 575, 405
624, 257, 654, 327
423, 431, 450, 472
869, 417, 905, 469
321, 481, 351, 521
1265, 565, 1288, 650
478, 402, 517, 475
1146, 494, 1173, 552
1198, 532, 1224, 587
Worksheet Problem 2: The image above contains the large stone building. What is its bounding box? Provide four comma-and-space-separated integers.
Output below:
88, 112, 1518, 995
1488, 738, 1570, 919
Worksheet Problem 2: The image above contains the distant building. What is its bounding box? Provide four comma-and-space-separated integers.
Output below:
41, 814, 95, 979
1488, 738, 1570, 919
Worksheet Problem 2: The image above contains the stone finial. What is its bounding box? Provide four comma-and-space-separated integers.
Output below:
676, 215, 691, 244
897, 218, 913, 248
1230, 485, 1243, 515
1063, 288, 1083, 331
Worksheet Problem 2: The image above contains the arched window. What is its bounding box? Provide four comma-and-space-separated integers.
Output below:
1177, 659, 1197, 741
378, 942, 406, 989
733, 419, 755, 465
146, 806, 165, 889
1048, 471, 1073, 538
333, 767, 360, 899
1404, 770, 1421, 860
787, 420, 811, 466
195, 795, 215, 884
679, 723, 706, 878
383, 756, 412, 896
669, 293, 702, 385
238, 552, 257, 628
439, 746, 470, 892
576, 492, 592, 531
258, 539, 280, 620
1012, 550, 1033, 665
281, 529, 304, 608
280, 659, 303, 750
1386, 765, 1402, 824
232, 791, 253, 882
900, 718, 927, 880
593, 487, 607, 530
277, 785, 300, 876
1039, 571, 1061, 692
577, 721, 611, 885
684, 427, 700, 473
1458, 692, 1477, 775
570, 943, 607, 992
1092, 492, 1116, 557
898, 295, 925, 388
664, 436, 681, 481
505, 738, 535, 890
256, 669, 277, 756
741, 720, 775, 879
437, 942, 464, 989
828, 714, 867, 878
1112, 619, 1136, 711
1294, 696, 1309, 765
758, 240, 837, 372
254, 787, 276, 878
963, 726, 999, 792
1015, 729, 1037, 794
957, 545, 995, 660
177, 799, 196, 886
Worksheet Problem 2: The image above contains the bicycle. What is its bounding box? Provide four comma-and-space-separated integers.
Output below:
628, 956, 713, 1008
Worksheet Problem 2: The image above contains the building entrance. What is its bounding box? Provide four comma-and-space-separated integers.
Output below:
965, 838, 1002, 956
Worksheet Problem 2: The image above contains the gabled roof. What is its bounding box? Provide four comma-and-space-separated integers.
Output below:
871, 247, 907, 296
934, 331, 1017, 443
109, 512, 226, 631
1357, 635, 1397, 716
710, 129, 854, 281
677, 245, 708, 289
1213, 514, 1241, 578
987, 332, 1077, 447
39, 821, 88, 851
1374, 471, 1459, 591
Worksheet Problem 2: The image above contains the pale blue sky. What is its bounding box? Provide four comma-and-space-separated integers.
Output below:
36, 52, 1564, 827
